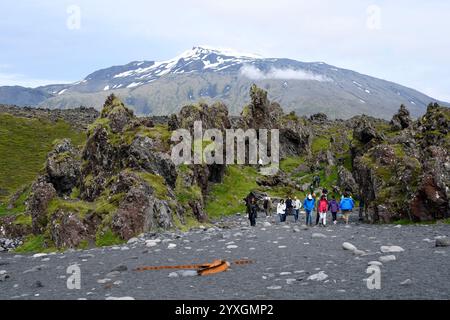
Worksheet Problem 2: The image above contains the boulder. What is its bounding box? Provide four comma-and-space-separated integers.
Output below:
0, 215, 32, 239
111, 180, 174, 240
307, 271, 328, 281
436, 238, 450, 247
101, 94, 134, 133
379, 255, 396, 263
310, 113, 328, 124
390, 105, 412, 131
337, 166, 357, 194
49, 209, 89, 248
342, 242, 357, 252
353, 116, 383, 145
380, 246, 405, 253
45, 139, 81, 195
410, 145, 449, 221
127, 136, 177, 188
27, 177, 57, 234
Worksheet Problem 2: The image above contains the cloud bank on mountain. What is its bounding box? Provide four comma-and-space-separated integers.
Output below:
240, 65, 331, 82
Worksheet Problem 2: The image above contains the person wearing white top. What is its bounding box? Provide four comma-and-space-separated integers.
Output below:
277, 200, 286, 223
293, 197, 302, 223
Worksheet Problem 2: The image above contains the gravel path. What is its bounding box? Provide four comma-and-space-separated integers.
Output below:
0, 213, 449, 300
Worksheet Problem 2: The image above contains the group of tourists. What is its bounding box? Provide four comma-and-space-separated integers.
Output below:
247, 189, 355, 227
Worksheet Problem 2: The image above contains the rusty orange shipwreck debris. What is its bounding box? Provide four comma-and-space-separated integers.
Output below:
134, 259, 254, 276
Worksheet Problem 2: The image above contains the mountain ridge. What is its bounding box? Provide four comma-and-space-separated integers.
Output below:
1, 46, 448, 119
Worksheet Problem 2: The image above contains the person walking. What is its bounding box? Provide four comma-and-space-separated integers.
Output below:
277, 199, 286, 223
328, 195, 340, 225
318, 194, 329, 226
358, 198, 365, 222
309, 183, 315, 195
293, 196, 302, 223
303, 194, 315, 226
315, 200, 321, 226
249, 198, 258, 227
263, 196, 273, 217
244, 195, 253, 218
285, 196, 293, 221
340, 192, 355, 225
313, 175, 321, 188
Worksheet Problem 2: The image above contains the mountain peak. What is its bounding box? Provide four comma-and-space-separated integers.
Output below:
189, 45, 264, 59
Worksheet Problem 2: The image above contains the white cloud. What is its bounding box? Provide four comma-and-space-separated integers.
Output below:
240, 65, 331, 82
0, 0, 449, 100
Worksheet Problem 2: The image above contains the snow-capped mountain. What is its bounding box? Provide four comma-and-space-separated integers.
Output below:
1, 46, 448, 119
42, 46, 264, 94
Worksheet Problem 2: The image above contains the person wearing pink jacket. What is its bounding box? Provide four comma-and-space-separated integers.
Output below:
317, 194, 329, 226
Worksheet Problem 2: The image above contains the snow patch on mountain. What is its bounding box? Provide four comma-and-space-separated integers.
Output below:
112, 46, 259, 81
127, 82, 142, 88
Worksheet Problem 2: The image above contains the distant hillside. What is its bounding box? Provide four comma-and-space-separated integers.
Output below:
0, 86, 51, 106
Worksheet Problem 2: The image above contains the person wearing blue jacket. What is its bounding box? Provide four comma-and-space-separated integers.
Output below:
340, 192, 355, 225
303, 194, 316, 226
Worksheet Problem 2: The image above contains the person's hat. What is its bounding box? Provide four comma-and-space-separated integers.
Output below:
308, 194, 313, 200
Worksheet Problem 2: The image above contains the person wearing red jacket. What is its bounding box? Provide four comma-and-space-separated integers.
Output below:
318, 194, 329, 226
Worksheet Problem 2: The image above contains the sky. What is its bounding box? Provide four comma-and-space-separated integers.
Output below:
0, 0, 449, 101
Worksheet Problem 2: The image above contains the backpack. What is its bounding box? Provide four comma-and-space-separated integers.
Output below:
329, 200, 339, 213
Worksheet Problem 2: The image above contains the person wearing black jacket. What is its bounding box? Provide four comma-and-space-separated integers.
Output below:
285, 196, 293, 222
249, 198, 258, 227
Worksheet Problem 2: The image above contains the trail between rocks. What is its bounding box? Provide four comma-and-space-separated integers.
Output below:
0, 215, 449, 300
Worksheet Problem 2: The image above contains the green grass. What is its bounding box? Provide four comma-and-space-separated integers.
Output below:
394, 219, 438, 226
47, 198, 95, 218
47, 190, 125, 220
241, 105, 251, 117
77, 240, 90, 250
175, 183, 202, 206
342, 154, 352, 171
87, 117, 110, 136
14, 234, 58, 254
95, 228, 125, 247
320, 166, 339, 188
392, 144, 406, 158
0, 114, 85, 203
145, 124, 171, 147
280, 156, 306, 174
0, 186, 31, 216
206, 166, 260, 218
172, 214, 204, 232
13, 213, 32, 226
123, 124, 172, 150
266, 186, 299, 199
311, 136, 331, 154
281, 112, 299, 123
137, 172, 170, 200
